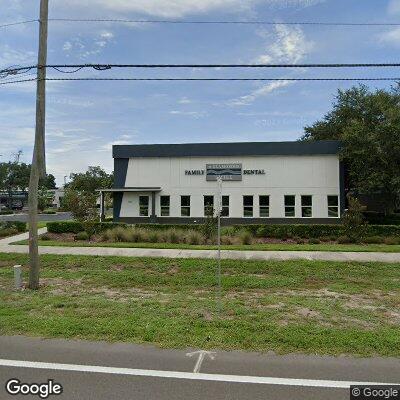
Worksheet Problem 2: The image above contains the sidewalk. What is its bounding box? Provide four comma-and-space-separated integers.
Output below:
0, 229, 400, 263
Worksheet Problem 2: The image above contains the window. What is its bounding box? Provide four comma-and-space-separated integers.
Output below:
243, 196, 254, 217
284, 195, 296, 217
328, 195, 339, 217
139, 196, 149, 217
259, 195, 270, 217
221, 196, 229, 217
301, 195, 312, 218
204, 195, 214, 217
160, 196, 170, 216
181, 196, 190, 216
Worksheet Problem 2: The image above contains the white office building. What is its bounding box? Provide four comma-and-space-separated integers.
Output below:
105, 141, 344, 225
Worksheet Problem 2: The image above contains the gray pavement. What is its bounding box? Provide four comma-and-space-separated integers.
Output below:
0, 212, 71, 223
0, 336, 398, 400
0, 228, 400, 263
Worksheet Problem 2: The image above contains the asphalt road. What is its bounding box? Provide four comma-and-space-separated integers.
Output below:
0, 336, 398, 400
0, 212, 71, 222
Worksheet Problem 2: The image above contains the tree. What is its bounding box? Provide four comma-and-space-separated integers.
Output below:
62, 189, 98, 237
38, 188, 54, 212
302, 85, 400, 213
342, 196, 368, 242
66, 166, 113, 192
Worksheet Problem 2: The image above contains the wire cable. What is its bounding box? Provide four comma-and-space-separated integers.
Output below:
45, 77, 400, 82
47, 18, 400, 27
0, 78, 37, 86
0, 19, 37, 29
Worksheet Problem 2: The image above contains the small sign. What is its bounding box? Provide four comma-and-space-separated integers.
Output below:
206, 163, 242, 181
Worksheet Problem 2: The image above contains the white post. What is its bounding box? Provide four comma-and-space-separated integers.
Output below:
14, 265, 22, 290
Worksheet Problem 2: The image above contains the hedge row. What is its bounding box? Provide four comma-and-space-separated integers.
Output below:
47, 221, 127, 234
364, 213, 400, 226
47, 221, 400, 238
0, 221, 26, 232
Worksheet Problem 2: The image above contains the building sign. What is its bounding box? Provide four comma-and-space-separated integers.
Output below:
243, 169, 265, 175
206, 163, 242, 181
185, 170, 205, 176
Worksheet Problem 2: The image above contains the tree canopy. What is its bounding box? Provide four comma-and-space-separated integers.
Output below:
66, 166, 113, 193
302, 84, 400, 212
0, 162, 56, 192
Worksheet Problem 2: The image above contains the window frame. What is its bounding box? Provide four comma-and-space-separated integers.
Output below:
301, 195, 313, 218
284, 195, 296, 218
160, 195, 170, 217
139, 195, 149, 217
243, 195, 254, 218
221, 195, 229, 217
180, 195, 191, 217
259, 195, 270, 218
327, 195, 339, 218
203, 195, 214, 217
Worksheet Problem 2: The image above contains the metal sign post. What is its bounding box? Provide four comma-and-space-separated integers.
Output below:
216, 176, 222, 313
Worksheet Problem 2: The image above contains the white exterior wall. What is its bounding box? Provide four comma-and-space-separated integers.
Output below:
119, 154, 340, 219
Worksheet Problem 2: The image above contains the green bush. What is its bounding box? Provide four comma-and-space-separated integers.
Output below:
0, 209, 13, 215
239, 231, 253, 245
147, 231, 160, 243
47, 221, 127, 234
383, 237, 400, 245
40, 233, 52, 241
319, 236, 331, 242
308, 238, 321, 244
166, 229, 182, 244
185, 230, 204, 245
221, 235, 234, 245
75, 231, 89, 241
337, 235, 353, 244
0, 228, 18, 238
363, 236, 384, 244
1, 221, 26, 232
42, 209, 57, 215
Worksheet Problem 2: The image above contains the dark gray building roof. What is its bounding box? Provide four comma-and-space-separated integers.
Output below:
113, 140, 341, 159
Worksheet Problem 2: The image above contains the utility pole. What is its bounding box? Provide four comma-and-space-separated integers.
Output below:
216, 176, 222, 312
28, 0, 49, 290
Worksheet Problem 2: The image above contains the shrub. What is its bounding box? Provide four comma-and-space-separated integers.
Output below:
75, 231, 89, 241
319, 236, 331, 242
0, 209, 13, 215
308, 238, 321, 244
239, 231, 253, 245
40, 233, 52, 241
147, 231, 160, 243
42, 209, 57, 215
166, 229, 182, 244
221, 235, 234, 245
185, 230, 204, 245
337, 235, 353, 244
47, 221, 127, 234
5, 221, 26, 232
221, 226, 236, 237
295, 238, 305, 244
363, 236, 384, 244
383, 237, 400, 245
0, 228, 18, 238
341, 196, 368, 242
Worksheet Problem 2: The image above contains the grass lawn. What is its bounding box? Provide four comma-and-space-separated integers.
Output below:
0, 252, 399, 356
12, 238, 400, 253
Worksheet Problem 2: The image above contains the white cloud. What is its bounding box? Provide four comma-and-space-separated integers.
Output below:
62, 31, 114, 59
169, 110, 207, 118
0, 44, 35, 68
255, 25, 314, 64
53, 0, 323, 18
228, 80, 292, 106
178, 97, 192, 104
378, 27, 400, 47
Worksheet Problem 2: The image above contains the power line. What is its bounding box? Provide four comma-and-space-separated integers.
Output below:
1, 77, 398, 86
2, 63, 400, 78
0, 78, 37, 86
0, 19, 37, 29
44, 77, 400, 82
47, 18, 400, 27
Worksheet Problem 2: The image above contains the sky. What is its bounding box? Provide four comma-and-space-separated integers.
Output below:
0, 0, 399, 186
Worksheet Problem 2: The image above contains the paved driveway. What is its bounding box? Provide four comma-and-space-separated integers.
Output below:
0, 212, 71, 223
